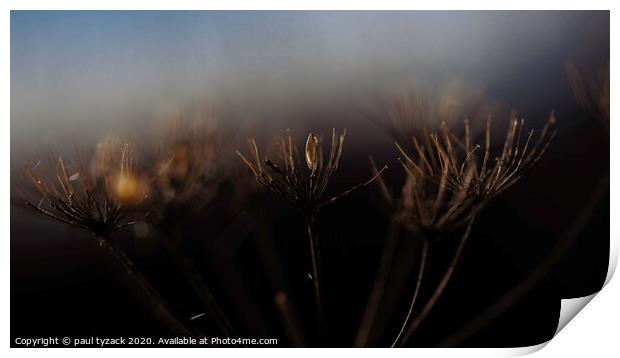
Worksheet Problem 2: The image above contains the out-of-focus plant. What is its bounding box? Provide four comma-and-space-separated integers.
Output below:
150, 119, 224, 213
142, 117, 240, 340
377, 82, 501, 144
566, 62, 610, 125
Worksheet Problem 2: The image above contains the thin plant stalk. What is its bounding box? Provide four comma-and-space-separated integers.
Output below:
273, 291, 306, 347
306, 213, 325, 344
391, 239, 430, 347
166, 240, 238, 339
397, 215, 476, 346
353, 217, 401, 347
181, 259, 236, 337
439, 173, 609, 347
253, 213, 306, 347
96, 235, 196, 337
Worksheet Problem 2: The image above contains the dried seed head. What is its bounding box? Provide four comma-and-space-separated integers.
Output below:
305, 133, 319, 173
237, 129, 384, 213
13, 148, 138, 236
387, 115, 556, 234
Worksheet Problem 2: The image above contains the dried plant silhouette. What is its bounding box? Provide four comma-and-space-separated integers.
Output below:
11, 112, 562, 347
355, 114, 557, 347
11, 91, 587, 350
10, 9, 610, 349
13, 143, 195, 337
11, 107, 565, 348
236, 129, 386, 344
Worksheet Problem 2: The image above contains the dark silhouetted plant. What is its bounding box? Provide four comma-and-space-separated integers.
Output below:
236, 129, 386, 345
355, 114, 556, 347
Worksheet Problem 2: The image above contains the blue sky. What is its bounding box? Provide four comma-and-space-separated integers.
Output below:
10, 11, 609, 154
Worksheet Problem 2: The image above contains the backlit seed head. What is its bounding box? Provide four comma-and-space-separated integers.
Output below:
384, 114, 556, 234
113, 173, 147, 205
237, 129, 385, 214
305, 133, 319, 172
14, 150, 138, 236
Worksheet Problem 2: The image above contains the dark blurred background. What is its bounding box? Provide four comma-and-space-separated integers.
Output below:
11, 11, 609, 347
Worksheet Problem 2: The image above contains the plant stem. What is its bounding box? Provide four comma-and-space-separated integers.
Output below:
306, 213, 325, 345
272, 290, 306, 347
157, 224, 241, 344
157, 216, 239, 341
173, 247, 237, 338
391, 239, 430, 347
353, 217, 401, 347
254, 220, 306, 347
96, 236, 195, 337
439, 174, 609, 347
398, 216, 476, 346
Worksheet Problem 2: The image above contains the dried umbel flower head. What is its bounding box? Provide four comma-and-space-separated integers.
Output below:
377, 115, 556, 235
14, 146, 141, 236
236, 129, 386, 214
372, 158, 476, 237
14, 143, 199, 338
236, 129, 345, 213
432, 115, 556, 199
